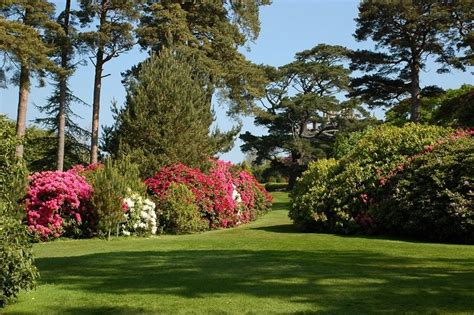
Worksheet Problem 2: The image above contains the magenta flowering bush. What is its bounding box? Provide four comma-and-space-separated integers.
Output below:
24, 170, 94, 240
145, 159, 272, 232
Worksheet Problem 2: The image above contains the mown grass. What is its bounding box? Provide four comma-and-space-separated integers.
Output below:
4, 192, 474, 314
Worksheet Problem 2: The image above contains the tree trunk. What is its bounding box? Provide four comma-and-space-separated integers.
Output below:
410, 62, 421, 122
90, 1, 108, 164
90, 54, 103, 164
15, 65, 30, 158
57, 0, 72, 171
287, 151, 302, 190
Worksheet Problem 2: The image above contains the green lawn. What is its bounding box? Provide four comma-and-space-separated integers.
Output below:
5, 192, 474, 314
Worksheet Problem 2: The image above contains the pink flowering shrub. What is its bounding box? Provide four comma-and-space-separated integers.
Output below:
145, 159, 272, 231
24, 170, 94, 240
290, 123, 452, 234
369, 131, 474, 243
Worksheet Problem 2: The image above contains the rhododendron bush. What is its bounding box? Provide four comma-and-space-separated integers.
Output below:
24, 170, 94, 240
145, 159, 272, 231
23, 159, 271, 240
122, 193, 158, 236
290, 124, 474, 243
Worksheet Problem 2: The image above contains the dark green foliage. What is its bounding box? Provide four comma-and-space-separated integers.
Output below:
371, 136, 474, 244
290, 124, 452, 234
135, 0, 270, 116
106, 51, 217, 178
0, 115, 38, 307
157, 183, 208, 234
432, 85, 474, 128
385, 85, 474, 127
88, 158, 145, 239
264, 182, 288, 192
351, 1, 470, 121
241, 44, 375, 188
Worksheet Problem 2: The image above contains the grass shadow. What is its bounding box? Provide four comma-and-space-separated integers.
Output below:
32, 249, 474, 314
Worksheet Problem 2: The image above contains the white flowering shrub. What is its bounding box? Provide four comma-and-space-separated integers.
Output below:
122, 193, 158, 236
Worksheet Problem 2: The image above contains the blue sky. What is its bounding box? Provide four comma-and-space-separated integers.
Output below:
1, 0, 472, 163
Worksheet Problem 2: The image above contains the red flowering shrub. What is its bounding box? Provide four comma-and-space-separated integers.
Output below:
145, 160, 272, 231
24, 170, 94, 240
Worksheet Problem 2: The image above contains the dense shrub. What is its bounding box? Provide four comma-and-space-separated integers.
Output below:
370, 132, 474, 243
291, 124, 452, 233
146, 159, 272, 230
290, 159, 341, 231
0, 116, 38, 307
157, 183, 208, 234
24, 170, 94, 240
88, 159, 146, 239
0, 202, 39, 307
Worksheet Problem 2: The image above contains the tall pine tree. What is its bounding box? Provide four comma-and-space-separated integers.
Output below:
105, 50, 217, 178
350, 0, 471, 122
0, 1, 60, 158
77, 0, 142, 164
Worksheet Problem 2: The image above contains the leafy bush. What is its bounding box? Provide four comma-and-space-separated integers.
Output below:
0, 116, 38, 307
290, 159, 341, 231
146, 159, 272, 230
24, 170, 94, 240
88, 159, 145, 239
290, 124, 452, 233
370, 133, 474, 243
122, 193, 158, 236
157, 183, 208, 234
1, 202, 39, 307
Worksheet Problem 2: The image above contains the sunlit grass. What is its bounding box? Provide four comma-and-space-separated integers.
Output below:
5, 192, 474, 314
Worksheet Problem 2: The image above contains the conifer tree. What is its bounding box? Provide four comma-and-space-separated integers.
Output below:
240, 44, 373, 188
105, 51, 217, 178
0, 1, 60, 158
350, 0, 471, 122
77, 0, 142, 164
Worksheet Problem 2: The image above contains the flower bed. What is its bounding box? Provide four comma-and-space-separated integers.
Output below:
145, 159, 272, 231
24, 159, 272, 239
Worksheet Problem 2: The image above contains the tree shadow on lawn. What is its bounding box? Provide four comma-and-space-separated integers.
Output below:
270, 201, 291, 212
35, 249, 474, 314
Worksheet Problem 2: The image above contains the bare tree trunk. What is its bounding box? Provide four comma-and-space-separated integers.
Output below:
57, 0, 72, 171
90, 1, 108, 164
15, 65, 30, 158
90, 54, 103, 164
410, 62, 421, 122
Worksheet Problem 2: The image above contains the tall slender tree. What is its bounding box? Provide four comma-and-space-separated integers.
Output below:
56, 0, 72, 171
351, 0, 471, 122
0, 1, 60, 158
77, 0, 141, 164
